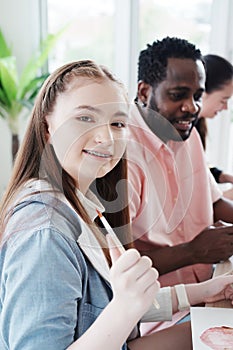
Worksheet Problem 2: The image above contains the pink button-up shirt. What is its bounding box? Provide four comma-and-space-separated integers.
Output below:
127, 104, 222, 332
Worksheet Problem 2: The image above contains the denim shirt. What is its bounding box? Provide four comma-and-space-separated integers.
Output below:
0, 184, 132, 350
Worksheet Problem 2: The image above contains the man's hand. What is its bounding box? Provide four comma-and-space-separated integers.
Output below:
189, 221, 233, 264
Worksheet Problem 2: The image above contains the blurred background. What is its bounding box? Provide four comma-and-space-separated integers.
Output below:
0, 0, 233, 195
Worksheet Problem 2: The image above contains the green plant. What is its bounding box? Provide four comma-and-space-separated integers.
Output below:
0, 28, 63, 162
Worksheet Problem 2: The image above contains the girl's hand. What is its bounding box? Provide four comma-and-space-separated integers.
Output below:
202, 274, 233, 304
188, 274, 233, 305
108, 236, 160, 318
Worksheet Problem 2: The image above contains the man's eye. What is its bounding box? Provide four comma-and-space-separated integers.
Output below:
111, 121, 126, 128
78, 116, 93, 122
170, 93, 184, 101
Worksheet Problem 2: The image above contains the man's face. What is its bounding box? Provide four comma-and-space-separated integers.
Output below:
142, 58, 206, 142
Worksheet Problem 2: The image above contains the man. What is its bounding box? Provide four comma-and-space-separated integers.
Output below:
127, 37, 233, 331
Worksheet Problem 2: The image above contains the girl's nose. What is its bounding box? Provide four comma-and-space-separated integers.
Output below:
94, 125, 114, 144
223, 101, 228, 110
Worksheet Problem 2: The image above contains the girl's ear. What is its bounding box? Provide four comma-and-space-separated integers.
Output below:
44, 116, 52, 143
137, 81, 152, 106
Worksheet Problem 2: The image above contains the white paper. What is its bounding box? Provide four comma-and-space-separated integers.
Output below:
191, 307, 233, 349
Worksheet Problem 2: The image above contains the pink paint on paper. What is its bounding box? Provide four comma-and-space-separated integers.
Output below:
200, 326, 233, 349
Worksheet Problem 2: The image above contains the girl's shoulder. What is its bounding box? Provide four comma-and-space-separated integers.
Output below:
4, 189, 83, 247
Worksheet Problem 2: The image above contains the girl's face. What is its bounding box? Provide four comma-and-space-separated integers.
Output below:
201, 80, 233, 118
46, 78, 128, 194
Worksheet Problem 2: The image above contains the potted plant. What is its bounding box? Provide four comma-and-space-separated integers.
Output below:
0, 28, 63, 162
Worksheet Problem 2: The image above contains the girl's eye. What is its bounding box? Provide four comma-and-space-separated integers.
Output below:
194, 93, 203, 102
111, 121, 126, 128
78, 116, 94, 122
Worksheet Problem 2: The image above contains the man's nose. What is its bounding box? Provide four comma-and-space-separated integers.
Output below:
181, 98, 199, 114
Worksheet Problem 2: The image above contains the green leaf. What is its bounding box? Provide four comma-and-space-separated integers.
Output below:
0, 26, 67, 161
0, 81, 11, 107
0, 57, 18, 104
0, 30, 12, 58
20, 74, 49, 102
18, 27, 66, 98
0, 103, 10, 118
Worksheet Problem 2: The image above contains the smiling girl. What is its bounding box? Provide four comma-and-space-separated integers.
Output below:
1, 60, 233, 350
195, 54, 233, 192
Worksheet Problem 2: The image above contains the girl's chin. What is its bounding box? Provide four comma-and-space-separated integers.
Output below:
96, 160, 118, 178
96, 166, 112, 178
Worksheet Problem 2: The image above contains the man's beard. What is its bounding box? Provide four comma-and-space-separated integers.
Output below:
144, 97, 196, 143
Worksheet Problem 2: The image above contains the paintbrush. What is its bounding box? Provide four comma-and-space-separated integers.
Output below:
96, 209, 160, 309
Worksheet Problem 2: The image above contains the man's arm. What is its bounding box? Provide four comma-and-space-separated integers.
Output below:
137, 223, 233, 275
137, 240, 194, 275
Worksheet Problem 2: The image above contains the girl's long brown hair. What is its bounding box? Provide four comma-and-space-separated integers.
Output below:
196, 55, 233, 151
0, 60, 133, 263
195, 117, 207, 150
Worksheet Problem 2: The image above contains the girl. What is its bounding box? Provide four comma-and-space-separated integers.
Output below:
195, 54, 233, 198
0, 60, 233, 350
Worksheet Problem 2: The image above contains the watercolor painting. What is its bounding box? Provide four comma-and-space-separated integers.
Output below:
191, 307, 233, 349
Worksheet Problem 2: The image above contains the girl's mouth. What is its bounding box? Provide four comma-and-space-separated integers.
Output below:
83, 149, 112, 158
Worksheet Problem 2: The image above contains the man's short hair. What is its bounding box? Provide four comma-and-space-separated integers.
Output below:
138, 36, 203, 86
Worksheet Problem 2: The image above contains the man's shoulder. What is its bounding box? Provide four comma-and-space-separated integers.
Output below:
189, 126, 204, 144
169, 127, 205, 160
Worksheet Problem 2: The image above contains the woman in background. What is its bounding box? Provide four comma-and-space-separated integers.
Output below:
196, 54, 233, 199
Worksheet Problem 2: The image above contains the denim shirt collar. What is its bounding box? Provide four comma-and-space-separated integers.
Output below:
24, 179, 104, 219
23, 179, 110, 282
75, 188, 105, 221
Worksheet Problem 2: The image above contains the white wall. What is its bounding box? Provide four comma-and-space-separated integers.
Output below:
0, 119, 11, 195
114, 0, 139, 100
0, 0, 41, 195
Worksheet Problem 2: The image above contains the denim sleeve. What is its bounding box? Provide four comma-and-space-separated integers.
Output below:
1, 228, 83, 350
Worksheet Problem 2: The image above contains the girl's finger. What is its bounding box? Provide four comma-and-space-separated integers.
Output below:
136, 267, 160, 292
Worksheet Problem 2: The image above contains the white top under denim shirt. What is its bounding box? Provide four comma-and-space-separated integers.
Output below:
0, 179, 172, 350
